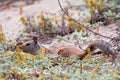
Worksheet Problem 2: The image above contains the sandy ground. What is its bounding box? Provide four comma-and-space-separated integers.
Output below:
0, 0, 118, 42
0, 0, 61, 40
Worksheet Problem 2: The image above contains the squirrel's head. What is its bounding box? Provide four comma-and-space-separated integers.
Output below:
17, 37, 40, 55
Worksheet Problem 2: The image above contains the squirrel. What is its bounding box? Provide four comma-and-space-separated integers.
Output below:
17, 37, 40, 55
17, 37, 119, 63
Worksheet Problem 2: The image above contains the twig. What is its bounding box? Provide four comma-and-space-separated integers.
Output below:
58, 0, 113, 40
0, 0, 14, 7
0, 0, 15, 11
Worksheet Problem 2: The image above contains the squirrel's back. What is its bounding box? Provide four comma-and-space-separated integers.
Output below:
87, 40, 115, 56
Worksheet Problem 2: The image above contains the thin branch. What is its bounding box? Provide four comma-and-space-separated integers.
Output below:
58, 0, 113, 40
0, 0, 15, 11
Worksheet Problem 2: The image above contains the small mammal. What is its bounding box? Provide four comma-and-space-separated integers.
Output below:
17, 37, 40, 55
18, 38, 120, 63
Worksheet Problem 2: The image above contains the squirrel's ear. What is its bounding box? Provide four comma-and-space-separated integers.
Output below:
33, 36, 38, 44
17, 42, 23, 46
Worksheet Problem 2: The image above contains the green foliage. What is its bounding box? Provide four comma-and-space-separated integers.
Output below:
0, 45, 120, 80
103, 0, 120, 20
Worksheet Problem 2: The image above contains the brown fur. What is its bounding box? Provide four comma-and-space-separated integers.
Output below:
57, 46, 85, 58
17, 37, 40, 55
18, 39, 119, 63
57, 40, 119, 62
86, 40, 119, 63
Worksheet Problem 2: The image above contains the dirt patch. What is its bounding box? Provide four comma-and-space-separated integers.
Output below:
0, 0, 60, 40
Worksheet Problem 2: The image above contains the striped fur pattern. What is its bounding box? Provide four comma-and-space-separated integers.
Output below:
18, 37, 40, 55
87, 40, 115, 56
87, 40, 119, 62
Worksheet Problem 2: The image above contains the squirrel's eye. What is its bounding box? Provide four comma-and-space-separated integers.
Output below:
26, 43, 30, 46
